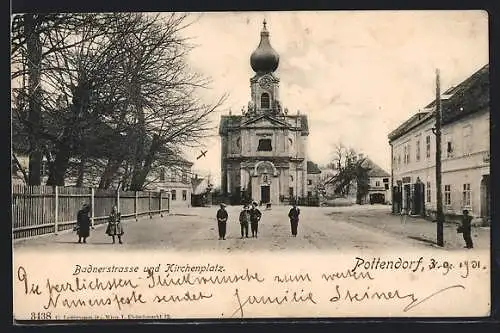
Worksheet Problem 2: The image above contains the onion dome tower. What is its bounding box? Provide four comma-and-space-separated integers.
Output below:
247, 20, 282, 116
250, 20, 280, 74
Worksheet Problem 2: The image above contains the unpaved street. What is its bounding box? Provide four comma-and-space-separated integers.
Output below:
14, 205, 488, 253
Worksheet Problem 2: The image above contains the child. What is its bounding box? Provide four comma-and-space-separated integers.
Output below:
106, 205, 124, 244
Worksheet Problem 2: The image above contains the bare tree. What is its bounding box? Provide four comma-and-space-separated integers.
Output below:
324, 142, 371, 200
12, 13, 227, 188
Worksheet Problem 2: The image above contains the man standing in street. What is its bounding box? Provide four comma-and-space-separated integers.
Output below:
249, 201, 262, 238
239, 205, 250, 238
461, 209, 474, 249
288, 202, 300, 237
216, 203, 228, 240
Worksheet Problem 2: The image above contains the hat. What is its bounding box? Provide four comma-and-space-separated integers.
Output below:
220, 203, 226, 207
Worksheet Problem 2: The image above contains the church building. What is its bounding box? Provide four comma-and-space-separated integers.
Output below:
219, 21, 320, 205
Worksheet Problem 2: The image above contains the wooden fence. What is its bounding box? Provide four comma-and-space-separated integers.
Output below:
12, 184, 169, 240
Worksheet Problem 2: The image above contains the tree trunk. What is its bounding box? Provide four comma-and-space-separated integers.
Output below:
129, 134, 161, 191
25, 14, 43, 185
99, 158, 123, 189
128, 77, 147, 192
76, 157, 86, 187
46, 143, 71, 186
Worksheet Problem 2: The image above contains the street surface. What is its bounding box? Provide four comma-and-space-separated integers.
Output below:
13, 205, 490, 253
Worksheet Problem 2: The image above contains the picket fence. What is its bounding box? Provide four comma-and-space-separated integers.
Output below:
12, 184, 170, 240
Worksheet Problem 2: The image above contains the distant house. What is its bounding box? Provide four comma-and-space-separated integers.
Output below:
147, 156, 194, 210
320, 157, 390, 205
359, 158, 391, 205
306, 161, 322, 198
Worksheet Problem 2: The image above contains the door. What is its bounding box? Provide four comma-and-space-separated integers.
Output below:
480, 175, 490, 220
413, 182, 424, 216
261, 185, 270, 204
404, 184, 411, 212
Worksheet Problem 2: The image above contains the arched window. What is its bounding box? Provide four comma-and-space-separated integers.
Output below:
261, 93, 270, 109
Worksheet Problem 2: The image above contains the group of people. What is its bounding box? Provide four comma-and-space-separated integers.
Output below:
215, 201, 301, 240
75, 201, 475, 249
75, 203, 124, 244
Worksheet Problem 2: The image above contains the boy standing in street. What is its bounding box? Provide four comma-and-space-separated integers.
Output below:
216, 203, 228, 240
239, 205, 250, 238
288, 202, 300, 237
249, 201, 262, 238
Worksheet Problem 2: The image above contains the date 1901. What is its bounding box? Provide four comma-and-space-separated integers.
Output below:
31, 312, 52, 320
428, 259, 485, 277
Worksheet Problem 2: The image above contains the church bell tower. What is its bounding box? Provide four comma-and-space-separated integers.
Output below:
247, 20, 283, 116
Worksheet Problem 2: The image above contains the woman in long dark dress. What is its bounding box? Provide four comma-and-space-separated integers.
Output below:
76, 203, 91, 243
106, 205, 124, 244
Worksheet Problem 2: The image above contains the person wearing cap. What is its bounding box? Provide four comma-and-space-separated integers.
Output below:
249, 201, 262, 238
239, 205, 250, 238
216, 203, 228, 240
288, 202, 301, 237
76, 203, 91, 243
460, 209, 474, 249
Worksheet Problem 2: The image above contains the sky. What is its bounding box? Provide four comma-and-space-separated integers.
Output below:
177, 11, 488, 186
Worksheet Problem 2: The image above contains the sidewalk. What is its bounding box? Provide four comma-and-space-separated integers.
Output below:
343, 210, 490, 250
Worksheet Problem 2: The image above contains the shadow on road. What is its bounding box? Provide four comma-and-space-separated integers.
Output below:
407, 236, 437, 246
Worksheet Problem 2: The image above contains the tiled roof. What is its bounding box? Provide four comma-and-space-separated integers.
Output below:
361, 158, 390, 177
388, 64, 489, 141
387, 112, 433, 141
306, 161, 322, 174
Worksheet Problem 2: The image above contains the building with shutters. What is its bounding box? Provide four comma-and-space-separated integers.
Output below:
388, 64, 489, 223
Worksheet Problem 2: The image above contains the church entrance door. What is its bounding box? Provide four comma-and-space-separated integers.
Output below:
261, 185, 270, 204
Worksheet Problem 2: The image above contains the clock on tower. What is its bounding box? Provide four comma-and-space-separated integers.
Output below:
259, 75, 273, 90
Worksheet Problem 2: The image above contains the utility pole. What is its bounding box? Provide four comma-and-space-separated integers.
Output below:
434, 69, 444, 247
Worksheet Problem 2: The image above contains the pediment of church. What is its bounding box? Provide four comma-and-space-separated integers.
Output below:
241, 115, 289, 129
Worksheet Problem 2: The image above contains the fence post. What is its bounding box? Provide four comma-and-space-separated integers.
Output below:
159, 191, 163, 218
91, 188, 95, 227
135, 191, 138, 221
54, 186, 59, 234
149, 191, 152, 219
117, 187, 120, 213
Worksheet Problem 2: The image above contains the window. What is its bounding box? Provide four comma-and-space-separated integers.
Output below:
446, 138, 454, 158
426, 135, 431, 158
403, 144, 411, 164
426, 181, 431, 203
463, 183, 471, 207
397, 155, 401, 168
159, 168, 165, 181
261, 93, 270, 109
182, 190, 187, 201
289, 187, 294, 198
416, 139, 421, 161
463, 125, 472, 155
182, 172, 188, 183
444, 185, 451, 206
171, 190, 177, 201
375, 181, 381, 187
307, 191, 312, 197
257, 138, 272, 151
384, 183, 389, 190
307, 179, 312, 185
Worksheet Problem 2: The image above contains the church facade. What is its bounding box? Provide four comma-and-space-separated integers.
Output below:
219, 21, 319, 205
